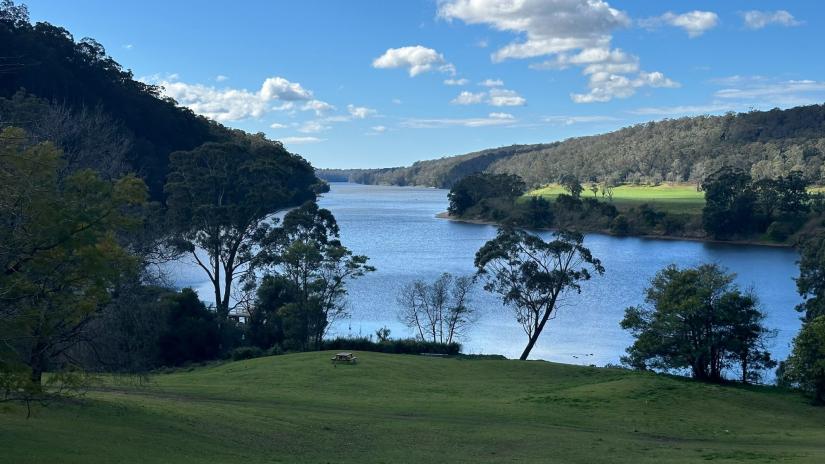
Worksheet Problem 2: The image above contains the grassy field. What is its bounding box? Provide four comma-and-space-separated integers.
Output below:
2, 352, 824, 463
529, 184, 706, 214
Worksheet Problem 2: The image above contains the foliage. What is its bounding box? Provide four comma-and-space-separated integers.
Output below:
447, 172, 525, 216
474, 228, 604, 360
397, 273, 476, 344
780, 316, 825, 404
253, 202, 375, 351
164, 140, 319, 321
230, 346, 265, 361
157, 289, 221, 366
321, 337, 461, 355
621, 264, 776, 383
795, 233, 825, 321
0, 127, 146, 387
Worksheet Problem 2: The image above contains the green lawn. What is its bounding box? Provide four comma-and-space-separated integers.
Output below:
2, 352, 824, 463
529, 184, 706, 214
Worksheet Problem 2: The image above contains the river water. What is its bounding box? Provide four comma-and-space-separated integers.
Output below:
174, 182, 804, 368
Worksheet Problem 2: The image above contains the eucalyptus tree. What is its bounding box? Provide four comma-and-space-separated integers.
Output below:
164, 139, 318, 322
474, 228, 604, 360
397, 273, 475, 344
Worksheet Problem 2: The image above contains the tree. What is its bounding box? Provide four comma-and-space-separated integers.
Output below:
397, 273, 476, 344
559, 175, 583, 198
256, 202, 374, 350
245, 275, 295, 350
447, 173, 526, 216
702, 167, 757, 238
157, 289, 220, 366
475, 228, 604, 360
621, 264, 775, 383
0, 127, 146, 387
781, 316, 825, 404
588, 182, 599, 198
164, 140, 318, 323
796, 234, 825, 321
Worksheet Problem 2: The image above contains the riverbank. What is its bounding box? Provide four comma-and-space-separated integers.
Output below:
436, 212, 795, 248
3, 352, 823, 463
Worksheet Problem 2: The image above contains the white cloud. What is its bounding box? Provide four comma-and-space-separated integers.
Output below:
269, 122, 288, 129
301, 99, 335, 116
143, 75, 318, 122
280, 136, 324, 145
372, 45, 455, 76
369, 125, 387, 135
479, 78, 504, 87
402, 114, 518, 128
297, 120, 330, 133
347, 104, 378, 119
444, 78, 470, 86
488, 88, 526, 106
641, 11, 719, 37
543, 115, 618, 125
629, 104, 738, 116
392, 98, 403, 104
571, 70, 678, 103
439, 0, 629, 62
123, 44, 134, 50
452, 91, 486, 105
714, 79, 825, 106
741, 10, 801, 30
438, 1, 675, 103
215, 75, 229, 82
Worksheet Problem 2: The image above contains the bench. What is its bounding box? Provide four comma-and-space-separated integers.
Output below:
331, 352, 358, 365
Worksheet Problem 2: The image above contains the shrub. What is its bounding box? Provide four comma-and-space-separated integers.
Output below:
610, 215, 630, 235
766, 221, 794, 242
230, 346, 264, 361
322, 337, 461, 355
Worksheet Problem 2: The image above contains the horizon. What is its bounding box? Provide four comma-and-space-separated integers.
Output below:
23, 0, 825, 169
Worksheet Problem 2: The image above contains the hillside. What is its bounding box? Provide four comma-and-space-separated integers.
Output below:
318, 104, 825, 188
2, 351, 824, 463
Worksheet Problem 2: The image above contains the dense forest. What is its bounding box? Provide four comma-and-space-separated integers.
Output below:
319, 104, 825, 188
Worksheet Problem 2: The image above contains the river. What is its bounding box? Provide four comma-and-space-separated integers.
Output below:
174, 182, 804, 368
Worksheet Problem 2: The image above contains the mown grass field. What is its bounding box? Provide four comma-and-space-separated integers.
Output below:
528, 184, 706, 214
2, 352, 824, 463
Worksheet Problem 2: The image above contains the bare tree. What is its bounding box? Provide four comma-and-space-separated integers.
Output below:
397, 273, 476, 344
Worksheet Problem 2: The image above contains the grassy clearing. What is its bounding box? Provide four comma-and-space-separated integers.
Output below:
2, 352, 824, 463
529, 184, 706, 214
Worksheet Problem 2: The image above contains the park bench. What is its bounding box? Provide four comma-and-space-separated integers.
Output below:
331, 352, 357, 365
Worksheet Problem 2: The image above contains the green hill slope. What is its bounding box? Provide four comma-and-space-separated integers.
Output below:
318, 104, 825, 189
2, 352, 823, 463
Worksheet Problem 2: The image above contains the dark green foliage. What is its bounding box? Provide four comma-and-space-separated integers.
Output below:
781, 316, 825, 404
157, 289, 221, 366
0, 2, 232, 199
245, 275, 294, 350
230, 346, 265, 361
621, 264, 775, 383
321, 337, 461, 355
519, 196, 554, 228
448, 172, 525, 216
475, 228, 604, 360
701, 168, 757, 238
559, 174, 583, 198
796, 234, 825, 321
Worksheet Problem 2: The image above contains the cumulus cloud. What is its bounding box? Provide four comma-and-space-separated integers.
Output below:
543, 115, 618, 125
640, 11, 719, 37
452, 91, 486, 105
372, 45, 455, 76
215, 75, 229, 82
269, 122, 287, 129
402, 112, 517, 128
479, 78, 504, 87
301, 99, 335, 116
347, 104, 378, 119
451, 88, 527, 106
444, 78, 470, 85
297, 120, 330, 134
143, 74, 319, 122
741, 10, 801, 30
438, 0, 676, 103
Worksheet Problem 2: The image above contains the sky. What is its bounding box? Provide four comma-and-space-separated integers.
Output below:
23, 0, 825, 169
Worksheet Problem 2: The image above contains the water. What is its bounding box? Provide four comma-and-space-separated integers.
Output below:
174, 182, 804, 368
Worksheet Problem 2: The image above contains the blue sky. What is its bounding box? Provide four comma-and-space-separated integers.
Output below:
24, 0, 825, 169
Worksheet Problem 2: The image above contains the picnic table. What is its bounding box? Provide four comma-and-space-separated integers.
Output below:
331, 352, 357, 365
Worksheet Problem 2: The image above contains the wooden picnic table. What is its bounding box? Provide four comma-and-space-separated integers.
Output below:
331, 352, 357, 365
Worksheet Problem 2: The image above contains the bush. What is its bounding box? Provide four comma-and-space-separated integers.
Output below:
322, 337, 461, 355
266, 345, 284, 356
767, 221, 794, 242
610, 215, 630, 235
230, 346, 264, 361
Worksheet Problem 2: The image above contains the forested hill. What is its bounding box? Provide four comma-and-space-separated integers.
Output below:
318, 104, 825, 188
0, 3, 241, 199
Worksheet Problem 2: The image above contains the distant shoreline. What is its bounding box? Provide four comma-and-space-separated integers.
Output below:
435, 212, 794, 249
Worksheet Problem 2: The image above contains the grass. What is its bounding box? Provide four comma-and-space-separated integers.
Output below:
2, 351, 824, 463
529, 184, 706, 214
